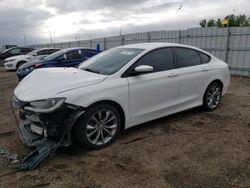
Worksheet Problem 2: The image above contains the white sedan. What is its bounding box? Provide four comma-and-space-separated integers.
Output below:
13, 43, 230, 149
4, 48, 59, 70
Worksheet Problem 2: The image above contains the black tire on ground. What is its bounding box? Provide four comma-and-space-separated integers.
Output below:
203, 81, 222, 111
73, 103, 121, 150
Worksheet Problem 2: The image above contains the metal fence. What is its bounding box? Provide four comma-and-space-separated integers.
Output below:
28, 27, 250, 76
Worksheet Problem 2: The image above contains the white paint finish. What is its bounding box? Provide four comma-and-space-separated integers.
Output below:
128, 70, 180, 123
15, 67, 107, 101
14, 43, 230, 130
177, 63, 213, 107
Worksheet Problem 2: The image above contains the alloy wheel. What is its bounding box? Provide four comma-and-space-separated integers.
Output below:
85, 109, 118, 146
206, 84, 221, 109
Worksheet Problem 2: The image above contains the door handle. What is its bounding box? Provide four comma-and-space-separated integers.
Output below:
201, 68, 209, 72
168, 73, 178, 78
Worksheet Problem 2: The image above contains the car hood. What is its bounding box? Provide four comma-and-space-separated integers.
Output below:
5, 55, 29, 61
14, 67, 108, 101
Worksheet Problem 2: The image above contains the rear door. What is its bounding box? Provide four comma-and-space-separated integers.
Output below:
173, 47, 212, 108
127, 47, 180, 123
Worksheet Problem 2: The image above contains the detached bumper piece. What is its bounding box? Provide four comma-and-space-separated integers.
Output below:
14, 104, 84, 171
17, 139, 57, 170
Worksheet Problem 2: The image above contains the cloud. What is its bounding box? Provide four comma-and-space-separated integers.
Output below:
0, 0, 52, 45
0, 0, 249, 46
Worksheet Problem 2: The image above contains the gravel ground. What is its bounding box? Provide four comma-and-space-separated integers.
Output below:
0, 67, 249, 188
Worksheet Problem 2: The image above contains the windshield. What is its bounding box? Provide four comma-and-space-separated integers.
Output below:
44, 49, 65, 61
79, 48, 144, 75
2, 48, 14, 53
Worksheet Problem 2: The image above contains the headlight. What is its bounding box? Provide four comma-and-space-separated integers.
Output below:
24, 66, 34, 71
24, 98, 66, 113
6, 59, 15, 62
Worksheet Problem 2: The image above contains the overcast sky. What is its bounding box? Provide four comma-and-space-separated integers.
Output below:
0, 0, 249, 46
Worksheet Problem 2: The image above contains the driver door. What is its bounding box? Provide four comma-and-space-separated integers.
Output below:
126, 48, 180, 124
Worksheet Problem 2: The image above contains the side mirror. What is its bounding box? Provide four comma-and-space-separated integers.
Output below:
134, 65, 153, 73
128, 65, 154, 76
33, 52, 37, 56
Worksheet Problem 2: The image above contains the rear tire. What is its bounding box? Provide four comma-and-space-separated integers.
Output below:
203, 82, 222, 111
73, 103, 121, 149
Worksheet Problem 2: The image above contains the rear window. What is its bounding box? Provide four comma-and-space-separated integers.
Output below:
175, 48, 202, 68
198, 52, 211, 63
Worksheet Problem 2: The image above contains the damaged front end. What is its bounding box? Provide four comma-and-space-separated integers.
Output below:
11, 95, 85, 170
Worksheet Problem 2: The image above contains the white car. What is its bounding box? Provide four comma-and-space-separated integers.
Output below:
4, 48, 59, 70
13, 43, 230, 149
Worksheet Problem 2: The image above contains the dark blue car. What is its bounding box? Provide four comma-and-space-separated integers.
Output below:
17, 47, 99, 80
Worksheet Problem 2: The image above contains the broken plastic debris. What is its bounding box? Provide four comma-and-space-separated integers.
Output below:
17, 139, 58, 170
0, 147, 19, 163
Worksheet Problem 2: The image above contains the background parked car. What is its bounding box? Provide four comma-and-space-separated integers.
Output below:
0, 47, 34, 60
3, 48, 60, 70
16, 47, 100, 80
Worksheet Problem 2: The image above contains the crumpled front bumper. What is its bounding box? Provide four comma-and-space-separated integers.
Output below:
11, 95, 85, 147
10, 97, 85, 170
18, 115, 46, 147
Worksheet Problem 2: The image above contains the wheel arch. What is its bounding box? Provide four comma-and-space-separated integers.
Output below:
203, 79, 224, 100
209, 79, 223, 89
16, 60, 27, 69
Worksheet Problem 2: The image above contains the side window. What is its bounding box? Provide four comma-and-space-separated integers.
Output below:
9, 48, 21, 55
131, 48, 174, 73
37, 50, 48, 55
198, 51, 211, 64
175, 48, 202, 68
49, 49, 59, 54
65, 50, 81, 60
21, 48, 32, 53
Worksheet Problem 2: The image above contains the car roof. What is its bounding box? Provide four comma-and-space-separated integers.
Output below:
118, 42, 211, 56
63, 47, 96, 51
119, 43, 199, 50
36, 48, 60, 50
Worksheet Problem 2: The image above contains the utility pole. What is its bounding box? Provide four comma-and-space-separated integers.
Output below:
48, 31, 53, 44
119, 28, 122, 36
23, 35, 27, 46
53, 32, 55, 43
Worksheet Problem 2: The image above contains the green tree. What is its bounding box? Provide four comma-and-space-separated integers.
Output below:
199, 14, 250, 27
199, 19, 207, 27
216, 18, 223, 27
207, 19, 216, 27
237, 15, 250, 26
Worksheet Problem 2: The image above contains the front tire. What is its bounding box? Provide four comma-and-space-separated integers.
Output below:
203, 82, 222, 111
73, 103, 121, 149
16, 61, 26, 70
